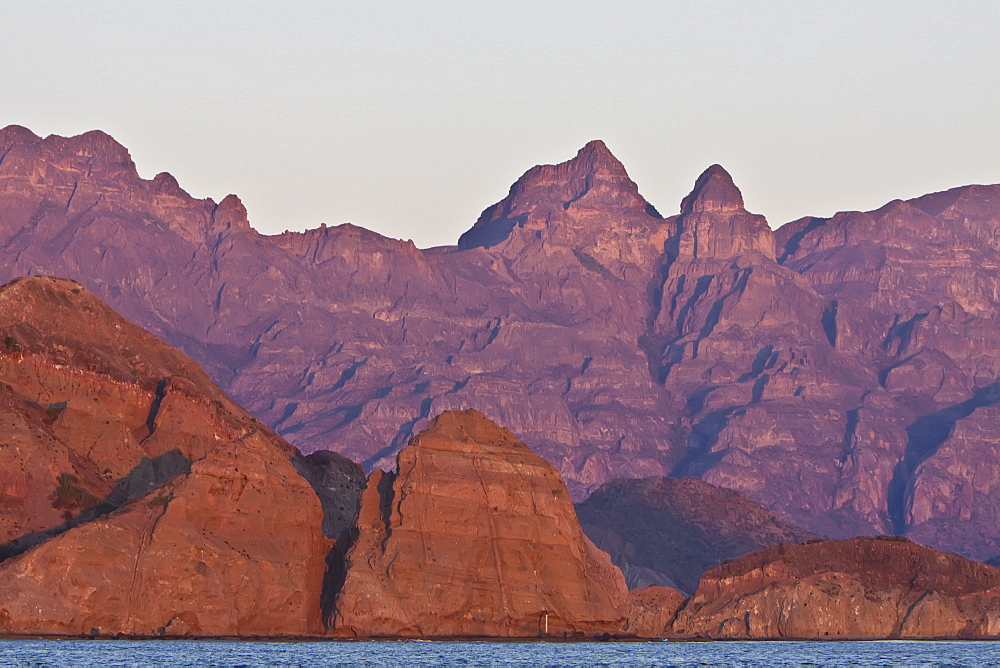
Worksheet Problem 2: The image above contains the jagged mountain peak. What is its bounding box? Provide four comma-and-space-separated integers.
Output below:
457, 141, 650, 250
673, 164, 774, 260
500, 138, 636, 201
0, 126, 138, 184
4, 124, 1000, 571
210, 193, 252, 232
48, 129, 135, 166
571, 139, 627, 174
680, 164, 745, 215
152, 171, 187, 196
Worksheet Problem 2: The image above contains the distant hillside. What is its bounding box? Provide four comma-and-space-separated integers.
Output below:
578, 476, 818, 593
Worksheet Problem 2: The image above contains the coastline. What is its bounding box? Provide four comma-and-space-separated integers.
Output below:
0, 633, 993, 643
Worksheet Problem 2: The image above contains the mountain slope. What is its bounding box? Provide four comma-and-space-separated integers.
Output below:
577, 476, 818, 593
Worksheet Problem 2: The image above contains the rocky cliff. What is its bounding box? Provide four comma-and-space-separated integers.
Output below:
2, 124, 999, 560
623, 586, 687, 638
330, 409, 629, 638
0, 277, 343, 637
673, 537, 1000, 639
576, 476, 818, 593
774, 190, 1000, 558
0, 279, 996, 642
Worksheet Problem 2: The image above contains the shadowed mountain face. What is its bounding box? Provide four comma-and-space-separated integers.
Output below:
576, 477, 819, 594
1, 124, 999, 560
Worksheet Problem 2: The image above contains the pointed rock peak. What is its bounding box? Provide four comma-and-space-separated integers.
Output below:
153, 171, 186, 197
24, 129, 138, 180
875, 198, 920, 217
409, 409, 524, 453
458, 142, 649, 250
580, 138, 610, 153
576, 139, 620, 165
213, 194, 251, 231
517, 139, 630, 187
218, 193, 246, 214
675, 165, 775, 260
419, 408, 507, 438
680, 164, 745, 215
76, 129, 123, 148
563, 139, 630, 181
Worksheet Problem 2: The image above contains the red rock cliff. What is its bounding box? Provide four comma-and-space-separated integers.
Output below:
674, 537, 1000, 639
0, 277, 335, 637
330, 409, 629, 638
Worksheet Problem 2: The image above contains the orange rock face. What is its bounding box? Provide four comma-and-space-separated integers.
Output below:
0, 277, 333, 637
330, 410, 629, 638
623, 586, 686, 638
674, 537, 1000, 639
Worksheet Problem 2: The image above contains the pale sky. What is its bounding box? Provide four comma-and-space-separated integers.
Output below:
4, 1, 999, 247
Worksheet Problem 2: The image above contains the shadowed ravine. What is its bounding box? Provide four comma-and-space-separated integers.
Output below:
888, 379, 1000, 534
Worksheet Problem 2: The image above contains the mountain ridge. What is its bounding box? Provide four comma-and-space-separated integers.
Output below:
1, 124, 999, 562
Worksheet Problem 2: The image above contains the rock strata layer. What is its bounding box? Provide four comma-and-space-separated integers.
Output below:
0, 277, 337, 637
674, 537, 1000, 639
330, 409, 629, 638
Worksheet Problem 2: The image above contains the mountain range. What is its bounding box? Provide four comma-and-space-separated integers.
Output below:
1, 124, 998, 562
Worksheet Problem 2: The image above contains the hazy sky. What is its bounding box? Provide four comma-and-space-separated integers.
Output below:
5, 1, 999, 247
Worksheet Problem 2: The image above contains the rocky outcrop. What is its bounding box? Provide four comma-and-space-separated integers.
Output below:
0, 430, 330, 637
292, 450, 366, 540
329, 410, 629, 638
576, 477, 818, 593
0, 277, 338, 637
624, 586, 686, 638
674, 537, 1000, 639
2, 124, 1000, 562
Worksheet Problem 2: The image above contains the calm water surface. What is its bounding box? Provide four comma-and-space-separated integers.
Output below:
0, 639, 998, 667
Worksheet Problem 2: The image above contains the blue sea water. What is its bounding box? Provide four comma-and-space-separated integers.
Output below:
0, 640, 998, 667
